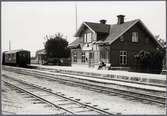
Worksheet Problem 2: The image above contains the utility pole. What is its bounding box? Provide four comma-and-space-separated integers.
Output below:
75, 3, 78, 32
9, 40, 11, 51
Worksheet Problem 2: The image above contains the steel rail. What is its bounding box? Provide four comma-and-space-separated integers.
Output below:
3, 66, 166, 105
2, 76, 115, 115
3, 81, 74, 114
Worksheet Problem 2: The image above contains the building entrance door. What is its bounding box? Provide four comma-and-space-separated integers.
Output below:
89, 52, 94, 67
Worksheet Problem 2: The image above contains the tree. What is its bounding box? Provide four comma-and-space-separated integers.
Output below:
44, 33, 71, 59
134, 48, 165, 74
155, 35, 166, 48
134, 35, 166, 73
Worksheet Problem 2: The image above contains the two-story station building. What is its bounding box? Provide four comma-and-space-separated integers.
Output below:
69, 15, 163, 69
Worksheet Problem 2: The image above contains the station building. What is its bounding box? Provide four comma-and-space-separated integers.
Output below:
69, 15, 163, 69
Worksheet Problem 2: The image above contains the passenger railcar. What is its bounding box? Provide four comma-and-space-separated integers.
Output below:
3, 49, 31, 66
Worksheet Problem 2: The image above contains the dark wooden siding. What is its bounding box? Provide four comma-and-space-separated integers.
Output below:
97, 32, 108, 41
110, 22, 157, 67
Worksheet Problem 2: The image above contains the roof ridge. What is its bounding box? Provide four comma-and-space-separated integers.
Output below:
84, 21, 111, 26
85, 19, 140, 26
109, 19, 140, 26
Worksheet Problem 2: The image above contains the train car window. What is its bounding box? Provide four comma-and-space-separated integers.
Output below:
7, 54, 9, 59
13, 54, 16, 60
9, 54, 12, 61
11, 54, 14, 59
5, 54, 8, 60
27, 53, 29, 57
23, 54, 25, 57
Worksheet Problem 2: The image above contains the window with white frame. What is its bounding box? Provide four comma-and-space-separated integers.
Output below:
84, 34, 87, 43
8, 54, 12, 61
83, 33, 92, 43
120, 51, 127, 65
132, 32, 138, 42
73, 52, 77, 62
81, 52, 86, 63
87, 33, 92, 43
11, 54, 14, 60
13, 54, 16, 60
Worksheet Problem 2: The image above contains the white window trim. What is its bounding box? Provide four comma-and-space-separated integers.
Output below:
87, 33, 92, 43
84, 22, 97, 41
84, 33, 86, 43
120, 51, 127, 65
132, 32, 138, 43
83, 32, 92, 43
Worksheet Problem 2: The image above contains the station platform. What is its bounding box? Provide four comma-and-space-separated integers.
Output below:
31, 64, 166, 89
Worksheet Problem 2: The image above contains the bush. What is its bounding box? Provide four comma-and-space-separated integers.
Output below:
134, 48, 165, 74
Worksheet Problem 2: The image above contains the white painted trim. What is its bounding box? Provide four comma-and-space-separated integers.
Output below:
84, 22, 97, 41
74, 22, 97, 42
83, 22, 96, 34
74, 22, 85, 37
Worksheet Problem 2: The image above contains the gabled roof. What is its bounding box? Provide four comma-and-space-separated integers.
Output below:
103, 19, 139, 44
74, 22, 110, 37
36, 49, 46, 55
97, 19, 163, 48
73, 19, 139, 46
68, 37, 83, 48
72, 18, 163, 48
5, 49, 29, 54
84, 22, 110, 33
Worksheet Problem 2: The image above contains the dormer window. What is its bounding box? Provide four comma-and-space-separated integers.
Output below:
132, 32, 138, 42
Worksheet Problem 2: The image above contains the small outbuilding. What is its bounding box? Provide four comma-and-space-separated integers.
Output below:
35, 49, 47, 65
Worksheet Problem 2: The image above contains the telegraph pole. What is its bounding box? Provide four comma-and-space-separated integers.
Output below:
9, 40, 11, 51
75, 3, 78, 32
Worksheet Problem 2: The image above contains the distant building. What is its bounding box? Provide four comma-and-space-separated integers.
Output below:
35, 49, 47, 65
69, 15, 163, 69
33, 49, 71, 66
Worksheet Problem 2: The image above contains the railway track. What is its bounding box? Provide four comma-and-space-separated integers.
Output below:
2, 76, 114, 115
3, 66, 166, 105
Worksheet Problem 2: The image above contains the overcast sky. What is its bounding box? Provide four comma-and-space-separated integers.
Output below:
2, 1, 166, 56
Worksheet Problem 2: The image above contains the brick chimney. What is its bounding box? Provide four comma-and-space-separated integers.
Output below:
117, 15, 125, 24
100, 19, 107, 24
